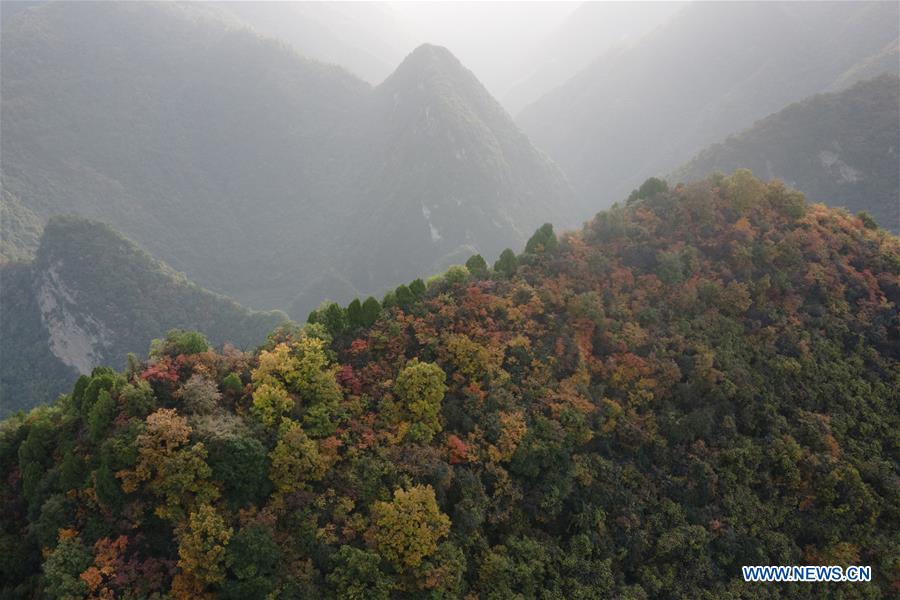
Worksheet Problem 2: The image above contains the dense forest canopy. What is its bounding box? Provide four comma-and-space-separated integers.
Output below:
2, 173, 897, 598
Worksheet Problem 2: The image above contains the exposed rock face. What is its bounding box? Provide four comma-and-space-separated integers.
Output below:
36, 263, 112, 374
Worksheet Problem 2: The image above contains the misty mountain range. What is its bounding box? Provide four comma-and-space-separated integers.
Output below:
1, 0, 898, 414
518, 0, 899, 212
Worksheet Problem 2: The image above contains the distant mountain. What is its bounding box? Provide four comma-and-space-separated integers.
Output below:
1, 1, 572, 315
0, 216, 286, 416
503, 1, 684, 115
334, 44, 574, 304
214, 1, 415, 84
518, 1, 900, 212
673, 75, 900, 232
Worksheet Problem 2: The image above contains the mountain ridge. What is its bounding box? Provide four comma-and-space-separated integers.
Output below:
672, 74, 900, 232
517, 1, 900, 212
0, 216, 287, 417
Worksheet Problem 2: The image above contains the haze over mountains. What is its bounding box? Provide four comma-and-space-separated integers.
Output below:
674, 75, 900, 232
1, 1, 573, 313
502, 1, 685, 114
518, 1, 900, 213
214, 1, 415, 84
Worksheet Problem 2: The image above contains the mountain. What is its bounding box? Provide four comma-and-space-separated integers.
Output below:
0, 1, 572, 314
673, 75, 900, 232
2, 173, 898, 597
518, 1, 900, 213
502, 1, 685, 115
213, 1, 416, 84
332, 44, 574, 305
0, 216, 286, 417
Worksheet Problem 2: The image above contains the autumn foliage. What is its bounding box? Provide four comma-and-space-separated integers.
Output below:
2, 173, 898, 597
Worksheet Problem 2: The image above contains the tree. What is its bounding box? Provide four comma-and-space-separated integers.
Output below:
42, 532, 92, 599
366, 484, 451, 569
444, 265, 470, 285
395, 284, 414, 309
394, 360, 447, 442
223, 525, 280, 598
117, 409, 216, 521
346, 298, 364, 328
251, 383, 293, 427
494, 248, 518, 277
627, 176, 669, 203
857, 211, 878, 229
207, 435, 270, 508
360, 297, 381, 327
268, 421, 327, 496
326, 546, 392, 600
525, 223, 558, 254
409, 278, 426, 298
87, 389, 117, 443
724, 168, 765, 211
291, 338, 339, 400
179, 375, 221, 415
175, 504, 233, 592
322, 302, 349, 336
465, 254, 488, 277
150, 329, 209, 358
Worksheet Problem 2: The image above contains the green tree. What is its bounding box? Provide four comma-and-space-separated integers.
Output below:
327, 546, 392, 600
444, 265, 470, 285
150, 329, 209, 358
42, 533, 91, 599
395, 284, 414, 309
409, 278, 426, 298
525, 223, 558, 254
346, 298, 364, 328
360, 296, 381, 327
627, 176, 669, 203
494, 248, 518, 278
223, 525, 280, 599
465, 254, 489, 277
207, 435, 270, 508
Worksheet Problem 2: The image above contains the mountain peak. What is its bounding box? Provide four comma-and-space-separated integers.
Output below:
383, 43, 474, 89
403, 43, 462, 68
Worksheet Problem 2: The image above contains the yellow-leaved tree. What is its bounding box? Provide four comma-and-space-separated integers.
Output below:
366, 484, 450, 569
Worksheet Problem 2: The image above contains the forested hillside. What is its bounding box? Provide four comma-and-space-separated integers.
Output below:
518, 1, 900, 212
0, 1, 572, 313
0, 217, 285, 417
2, 173, 897, 598
673, 75, 899, 233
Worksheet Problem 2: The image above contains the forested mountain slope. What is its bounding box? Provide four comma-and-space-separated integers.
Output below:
673, 75, 900, 233
0, 1, 572, 313
0, 217, 285, 417
518, 1, 900, 212
2, 173, 897, 598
